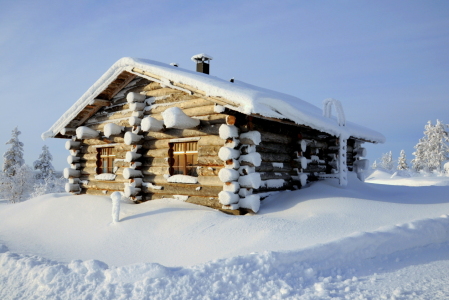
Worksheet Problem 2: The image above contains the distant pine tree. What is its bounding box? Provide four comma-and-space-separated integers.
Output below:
33, 145, 55, 181
379, 151, 394, 172
397, 150, 409, 171
412, 120, 449, 172
3, 127, 24, 177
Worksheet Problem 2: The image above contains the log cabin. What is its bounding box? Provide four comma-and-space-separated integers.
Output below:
42, 54, 385, 214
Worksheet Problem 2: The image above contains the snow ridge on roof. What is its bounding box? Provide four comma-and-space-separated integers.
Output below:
42, 57, 385, 143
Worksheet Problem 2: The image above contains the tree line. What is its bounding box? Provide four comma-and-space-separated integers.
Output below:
1, 127, 65, 203
373, 120, 449, 175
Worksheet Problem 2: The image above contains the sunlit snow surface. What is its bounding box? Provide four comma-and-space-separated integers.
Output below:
1, 172, 449, 299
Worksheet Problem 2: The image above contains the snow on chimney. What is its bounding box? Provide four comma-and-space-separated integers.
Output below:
191, 53, 213, 75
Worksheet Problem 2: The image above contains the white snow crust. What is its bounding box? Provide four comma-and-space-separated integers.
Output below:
239, 152, 262, 167
42, 57, 385, 143
75, 126, 99, 139
219, 124, 239, 140
240, 131, 261, 145
223, 182, 240, 193
167, 175, 198, 184
141, 116, 164, 132
218, 168, 239, 183
103, 123, 123, 137
239, 194, 261, 213
218, 191, 239, 205
161, 107, 200, 129
94, 173, 116, 181
218, 147, 240, 161
238, 173, 261, 189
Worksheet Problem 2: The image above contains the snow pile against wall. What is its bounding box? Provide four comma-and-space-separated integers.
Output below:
1, 214, 448, 299
42, 57, 385, 143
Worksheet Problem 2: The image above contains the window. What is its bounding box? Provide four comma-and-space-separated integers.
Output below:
96, 147, 115, 174
169, 142, 198, 176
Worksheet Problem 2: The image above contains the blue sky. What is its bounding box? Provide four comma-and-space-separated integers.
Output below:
1, 0, 448, 170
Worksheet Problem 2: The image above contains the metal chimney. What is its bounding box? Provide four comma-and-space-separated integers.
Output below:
191, 53, 213, 75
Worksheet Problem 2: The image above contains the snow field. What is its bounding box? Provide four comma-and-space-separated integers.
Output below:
1, 214, 448, 299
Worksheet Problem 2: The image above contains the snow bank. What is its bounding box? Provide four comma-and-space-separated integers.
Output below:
2, 214, 447, 299
41, 57, 385, 144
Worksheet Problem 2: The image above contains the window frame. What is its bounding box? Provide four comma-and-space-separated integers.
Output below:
96, 147, 115, 174
168, 141, 198, 176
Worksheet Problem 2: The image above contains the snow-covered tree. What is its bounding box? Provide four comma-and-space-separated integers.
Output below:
371, 160, 378, 170
3, 127, 24, 177
412, 120, 449, 173
30, 176, 66, 199
0, 164, 34, 203
33, 145, 55, 181
397, 150, 409, 171
379, 151, 394, 172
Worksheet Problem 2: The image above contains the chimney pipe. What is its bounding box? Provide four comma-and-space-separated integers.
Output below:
191, 53, 213, 75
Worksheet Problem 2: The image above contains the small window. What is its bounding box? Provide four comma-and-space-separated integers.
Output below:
96, 147, 115, 174
169, 142, 198, 176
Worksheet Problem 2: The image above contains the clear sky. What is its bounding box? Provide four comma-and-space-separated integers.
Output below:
1, 0, 448, 171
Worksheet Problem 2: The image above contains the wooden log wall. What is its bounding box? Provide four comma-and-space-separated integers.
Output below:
73, 78, 231, 209
67, 74, 365, 207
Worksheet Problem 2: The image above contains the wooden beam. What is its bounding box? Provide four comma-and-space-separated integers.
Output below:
91, 99, 111, 106
106, 72, 137, 100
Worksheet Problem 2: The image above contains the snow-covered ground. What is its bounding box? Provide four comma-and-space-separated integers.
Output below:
1, 172, 449, 299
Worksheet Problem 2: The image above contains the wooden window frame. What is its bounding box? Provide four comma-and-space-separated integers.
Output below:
168, 141, 198, 176
96, 147, 115, 174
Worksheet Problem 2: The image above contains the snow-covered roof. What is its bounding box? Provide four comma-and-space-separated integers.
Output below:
42, 57, 385, 143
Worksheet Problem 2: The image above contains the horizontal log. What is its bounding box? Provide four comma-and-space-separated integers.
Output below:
259, 152, 292, 162
142, 148, 170, 158
255, 161, 293, 173
145, 98, 213, 114
195, 114, 229, 125
86, 110, 133, 125
80, 181, 124, 191
147, 105, 217, 121
144, 87, 184, 97
259, 172, 291, 181
197, 156, 224, 166
143, 175, 222, 186
87, 120, 130, 132
142, 184, 221, 197
79, 175, 128, 183
198, 145, 221, 157
82, 137, 125, 145
196, 166, 222, 176
197, 135, 225, 146
84, 189, 123, 196
256, 142, 292, 154
141, 157, 169, 167
80, 144, 132, 154
141, 166, 170, 176
259, 131, 292, 144
143, 194, 221, 210
143, 126, 219, 140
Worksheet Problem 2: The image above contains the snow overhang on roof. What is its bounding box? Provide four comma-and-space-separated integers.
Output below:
42, 57, 385, 144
